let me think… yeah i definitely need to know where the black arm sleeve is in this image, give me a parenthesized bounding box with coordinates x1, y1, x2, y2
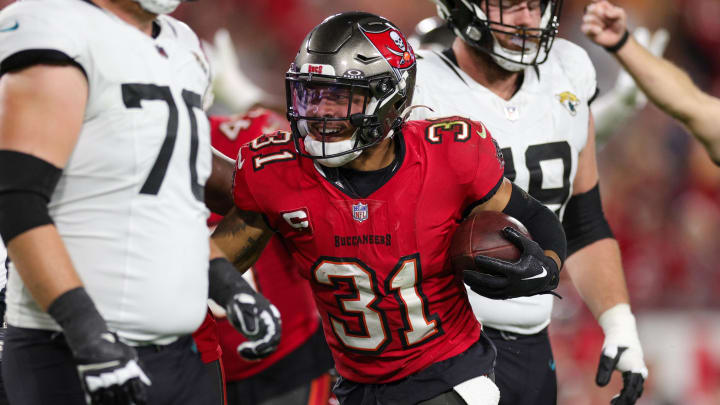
(0, 150, 62, 243)
(0, 49, 86, 78)
(561, 183, 614, 256)
(502, 183, 567, 265)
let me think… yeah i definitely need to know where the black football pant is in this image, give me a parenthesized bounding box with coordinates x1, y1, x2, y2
(204, 359, 226, 405)
(2, 326, 219, 405)
(333, 334, 496, 405)
(484, 326, 557, 405)
(0, 325, 9, 405)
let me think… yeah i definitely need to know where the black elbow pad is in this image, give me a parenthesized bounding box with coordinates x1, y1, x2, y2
(562, 183, 614, 256)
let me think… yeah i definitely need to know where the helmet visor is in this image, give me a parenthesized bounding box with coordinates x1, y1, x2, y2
(290, 80, 370, 141)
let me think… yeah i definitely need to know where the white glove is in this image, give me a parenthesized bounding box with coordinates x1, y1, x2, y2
(593, 27, 670, 144)
(596, 304, 648, 405)
(201, 29, 265, 112)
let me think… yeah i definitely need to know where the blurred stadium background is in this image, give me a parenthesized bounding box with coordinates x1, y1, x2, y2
(3, 0, 718, 403)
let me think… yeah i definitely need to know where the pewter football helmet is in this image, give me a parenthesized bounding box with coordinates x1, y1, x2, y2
(286, 12, 416, 166)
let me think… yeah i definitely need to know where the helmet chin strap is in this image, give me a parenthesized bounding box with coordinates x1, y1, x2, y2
(385, 104, 433, 140)
(490, 38, 533, 72)
(490, 5, 552, 72)
(304, 134, 362, 168)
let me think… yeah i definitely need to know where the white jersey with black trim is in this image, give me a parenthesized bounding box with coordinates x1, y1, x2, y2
(411, 39, 596, 334)
(0, 0, 212, 344)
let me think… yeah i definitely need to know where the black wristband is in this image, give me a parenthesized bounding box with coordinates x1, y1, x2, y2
(208, 258, 255, 306)
(605, 30, 630, 53)
(47, 287, 108, 353)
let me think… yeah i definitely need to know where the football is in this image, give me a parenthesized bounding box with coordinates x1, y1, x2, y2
(449, 211, 532, 272)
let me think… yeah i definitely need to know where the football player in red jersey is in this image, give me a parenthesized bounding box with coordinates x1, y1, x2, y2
(211, 12, 567, 405)
(206, 110, 335, 405)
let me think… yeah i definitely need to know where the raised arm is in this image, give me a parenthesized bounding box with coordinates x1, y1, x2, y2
(583, 0, 720, 163)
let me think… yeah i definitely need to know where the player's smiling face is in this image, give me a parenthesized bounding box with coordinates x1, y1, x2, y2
(485, 0, 543, 51)
(301, 84, 369, 142)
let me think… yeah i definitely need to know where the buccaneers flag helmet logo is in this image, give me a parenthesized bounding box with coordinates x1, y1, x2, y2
(361, 27, 416, 69)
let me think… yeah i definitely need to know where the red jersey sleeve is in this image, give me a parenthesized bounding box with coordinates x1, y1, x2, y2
(210, 108, 290, 159)
(211, 109, 290, 224)
(232, 145, 263, 213)
(464, 119, 505, 205)
(419, 116, 505, 209)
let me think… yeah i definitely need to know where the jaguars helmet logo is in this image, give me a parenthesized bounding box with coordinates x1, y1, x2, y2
(556, 91, 580, 116)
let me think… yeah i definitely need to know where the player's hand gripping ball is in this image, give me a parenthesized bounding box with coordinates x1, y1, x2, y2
(451, 211, 559, 299)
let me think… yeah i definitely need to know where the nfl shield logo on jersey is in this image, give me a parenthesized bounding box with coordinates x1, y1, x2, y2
(352, 202, 369, 223)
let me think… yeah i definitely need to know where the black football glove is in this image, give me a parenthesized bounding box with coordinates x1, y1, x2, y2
(209, 258, 282, 361)
(74, 332, 151, 405)
(227, 290, 282, 361)
(464, 227, 560, 299)
(48, 288, 150, 405)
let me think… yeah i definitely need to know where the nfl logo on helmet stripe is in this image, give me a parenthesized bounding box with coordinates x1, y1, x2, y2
(352, 202, 368, 223)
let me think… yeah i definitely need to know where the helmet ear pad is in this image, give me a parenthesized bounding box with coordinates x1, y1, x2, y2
(356, 78, 400, 144)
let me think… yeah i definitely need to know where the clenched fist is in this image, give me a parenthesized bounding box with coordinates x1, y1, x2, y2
(581, 0, 628, 48)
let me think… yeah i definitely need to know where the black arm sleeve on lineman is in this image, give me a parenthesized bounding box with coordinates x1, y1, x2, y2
(561, 183, 614, 257)
(502, 183, 567, 265)
(0, 150, 62, 243)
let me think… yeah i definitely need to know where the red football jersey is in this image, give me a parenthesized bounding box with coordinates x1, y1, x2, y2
(193, 310, 223, 363)
(208, 108, 289, 226)
(207, 111, 322, 380)
(232, 117, 505, 383)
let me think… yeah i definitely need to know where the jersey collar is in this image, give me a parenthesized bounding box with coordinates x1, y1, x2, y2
(314, 131, 406, 199)
(437, 48, 541, 105)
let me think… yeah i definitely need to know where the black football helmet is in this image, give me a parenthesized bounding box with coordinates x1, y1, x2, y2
(432, 0, 563, 71)
(286, 12, 417, 167)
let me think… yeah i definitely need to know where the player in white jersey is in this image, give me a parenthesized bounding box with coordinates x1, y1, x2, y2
(411, 1, 647, 404)
(0, 0, 281, 404)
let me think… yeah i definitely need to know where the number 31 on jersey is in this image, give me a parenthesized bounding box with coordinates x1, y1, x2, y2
(313, 254, 443, 353)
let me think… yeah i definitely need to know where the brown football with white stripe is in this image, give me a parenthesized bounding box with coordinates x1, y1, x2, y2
(449, 211, 532, 273)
